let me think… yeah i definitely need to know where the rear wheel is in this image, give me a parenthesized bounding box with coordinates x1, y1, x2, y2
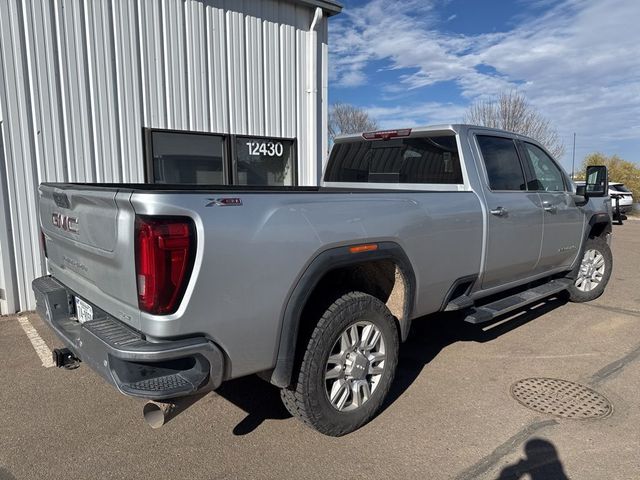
(567, 237, 612, 302)
(281, 292, 399, 436)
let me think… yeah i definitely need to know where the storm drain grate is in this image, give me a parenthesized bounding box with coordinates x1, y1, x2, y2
(510, 378, 612, 419)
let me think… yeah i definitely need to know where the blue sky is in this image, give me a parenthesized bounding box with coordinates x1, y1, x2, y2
(328, 0, 640, 171)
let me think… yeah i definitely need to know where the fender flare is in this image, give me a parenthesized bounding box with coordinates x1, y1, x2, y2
(588, 212, 612, 232)
(270, 242, 416, 388)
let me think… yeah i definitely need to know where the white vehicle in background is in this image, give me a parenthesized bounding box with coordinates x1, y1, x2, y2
(609, 183, 634, 218)
(576, 181, 633, 223)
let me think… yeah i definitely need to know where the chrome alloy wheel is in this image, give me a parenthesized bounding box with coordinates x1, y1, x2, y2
(575, 249, 606, 292)
(324, 321, 386, 412)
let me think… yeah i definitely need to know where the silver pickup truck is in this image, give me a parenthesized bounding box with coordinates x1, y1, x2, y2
(33, 125, 613, 436)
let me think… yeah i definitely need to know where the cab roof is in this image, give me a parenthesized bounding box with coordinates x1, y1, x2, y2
(333, 124, 543, 144)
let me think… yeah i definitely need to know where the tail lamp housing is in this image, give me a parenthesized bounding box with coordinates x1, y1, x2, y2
(135, 216, 196, 315)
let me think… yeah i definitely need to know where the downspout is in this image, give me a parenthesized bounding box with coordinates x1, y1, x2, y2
(307, 7, 323, 186)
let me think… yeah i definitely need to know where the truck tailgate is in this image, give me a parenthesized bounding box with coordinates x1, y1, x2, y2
(39, 185, 141, 329)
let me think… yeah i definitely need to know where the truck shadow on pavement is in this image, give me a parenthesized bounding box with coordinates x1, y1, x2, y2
(215, 375, 292, 435)
(383, 294, 569, 412)
(214, 294, 569, 436)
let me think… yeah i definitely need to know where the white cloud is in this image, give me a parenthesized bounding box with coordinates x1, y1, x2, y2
(366, 102, 469, 129)
(330, 0, 640, 164)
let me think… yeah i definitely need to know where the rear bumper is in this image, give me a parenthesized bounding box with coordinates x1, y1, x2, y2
(32, 275, 225, 400)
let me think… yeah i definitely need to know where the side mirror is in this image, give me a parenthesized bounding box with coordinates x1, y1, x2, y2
(573, 184, 588, 206)
(585, 165, 608, 197)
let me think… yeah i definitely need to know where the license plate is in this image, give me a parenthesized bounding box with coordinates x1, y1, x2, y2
(75, 297, 93, 324)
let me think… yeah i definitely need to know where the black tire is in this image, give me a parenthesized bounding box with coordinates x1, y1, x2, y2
(567, 236, 613, 303)
(281, 291, 399, 436)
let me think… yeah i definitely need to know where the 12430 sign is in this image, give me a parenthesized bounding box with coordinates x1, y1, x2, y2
(246, 141, 284, 157)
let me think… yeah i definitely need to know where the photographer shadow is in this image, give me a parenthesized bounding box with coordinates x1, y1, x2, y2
(497, 438, 568, 480)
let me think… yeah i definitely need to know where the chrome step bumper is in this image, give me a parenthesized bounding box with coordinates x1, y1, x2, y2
(32, 275, 224, 400)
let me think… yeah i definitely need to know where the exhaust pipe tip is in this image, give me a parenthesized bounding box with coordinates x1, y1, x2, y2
(142, 394, 206, 429)
(143, 401, 176, 429)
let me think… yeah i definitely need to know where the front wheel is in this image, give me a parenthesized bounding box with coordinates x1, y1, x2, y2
(281, 292, 399, 436)
(567, 236, 613, 302)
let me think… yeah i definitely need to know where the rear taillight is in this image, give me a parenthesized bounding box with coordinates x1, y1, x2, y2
(135, 216, 195, 315)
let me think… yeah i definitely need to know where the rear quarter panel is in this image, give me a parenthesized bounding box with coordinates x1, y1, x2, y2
(131, 190, 483, 378)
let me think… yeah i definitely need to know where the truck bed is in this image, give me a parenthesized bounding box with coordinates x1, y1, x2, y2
(38, 181, 484, 378)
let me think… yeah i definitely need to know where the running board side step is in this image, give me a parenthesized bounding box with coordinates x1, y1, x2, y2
(464, 278, 572, 324)
(444, 295, 474, 312)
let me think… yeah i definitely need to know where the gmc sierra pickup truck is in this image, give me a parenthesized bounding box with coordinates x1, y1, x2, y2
(33, 125, 613, 436)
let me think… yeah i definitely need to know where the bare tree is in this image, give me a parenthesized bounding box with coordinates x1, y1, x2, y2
(464, 91, 565, 159)
(329, 103, 378, 143)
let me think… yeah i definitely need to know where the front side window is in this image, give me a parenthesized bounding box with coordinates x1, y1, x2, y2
(325, 135, 463, 185)
(150, 131, 225, 185)
(523, 142, 566, 192)
(477, 136, 526, 191)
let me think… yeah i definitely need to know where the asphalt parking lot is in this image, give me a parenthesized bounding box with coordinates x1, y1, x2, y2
(1, 220, 639, 480)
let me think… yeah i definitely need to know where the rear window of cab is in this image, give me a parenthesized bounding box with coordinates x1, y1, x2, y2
(324, 135, 463, 185)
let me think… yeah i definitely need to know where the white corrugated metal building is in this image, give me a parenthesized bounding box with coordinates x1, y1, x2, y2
(0, 0, 342, 314)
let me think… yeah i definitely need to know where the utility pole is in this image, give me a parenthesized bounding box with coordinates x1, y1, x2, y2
(571, 133, 576, 180)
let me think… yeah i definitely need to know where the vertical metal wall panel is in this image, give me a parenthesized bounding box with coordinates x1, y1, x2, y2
(0, 116, 18, 314)
(113, 0, 145, 182)
(138, 0, 166, 129)
(186, 0, 207, 132)
(0, 0, 330, 313)
(244, 0, 265, 135)
(206, 4, 229, 133)
(279, 4, 297, 139)
(0, 0, 42, 313)
(86, 0, 121, 182)
(226, 6, 248, 135)
(163, 0, 188, 130)
(262, 0, 282, 138)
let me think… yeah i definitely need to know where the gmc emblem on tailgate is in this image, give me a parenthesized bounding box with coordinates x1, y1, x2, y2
(52, 212, 79, 234)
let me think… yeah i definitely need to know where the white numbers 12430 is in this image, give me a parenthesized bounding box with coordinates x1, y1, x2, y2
(246, 141, 284, 157)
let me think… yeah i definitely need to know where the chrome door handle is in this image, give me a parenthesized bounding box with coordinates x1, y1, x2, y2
(490, 207, 508, 217)
(543, 204, 557, 213)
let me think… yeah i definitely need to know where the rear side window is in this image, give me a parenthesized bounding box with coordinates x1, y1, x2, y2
(324, 135, 463, 185)
(477, 136, 526, 191)
(523, 142, 566, 192)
